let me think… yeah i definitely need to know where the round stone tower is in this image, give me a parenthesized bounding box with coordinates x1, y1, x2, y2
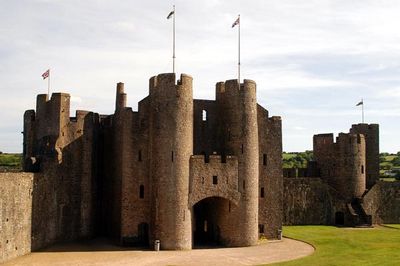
(216, 79, 259, 246)
(149, 73, 193, 250)
(335, 133, 366, 200)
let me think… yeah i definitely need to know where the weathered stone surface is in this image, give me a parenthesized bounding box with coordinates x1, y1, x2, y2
(363, 181, 400, 224)
(0, 173, 34, 264)
(17, 73, 283, 253)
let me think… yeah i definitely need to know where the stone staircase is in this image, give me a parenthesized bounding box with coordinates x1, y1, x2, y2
(350, 198, 372, 227)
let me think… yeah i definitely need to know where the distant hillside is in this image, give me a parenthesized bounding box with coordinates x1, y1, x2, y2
(283, 151, 400, 181)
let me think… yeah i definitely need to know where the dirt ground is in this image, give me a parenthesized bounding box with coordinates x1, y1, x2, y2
(3, 237, 314, 266)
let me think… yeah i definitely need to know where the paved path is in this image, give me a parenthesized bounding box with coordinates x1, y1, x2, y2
(4, 238, 314, 266)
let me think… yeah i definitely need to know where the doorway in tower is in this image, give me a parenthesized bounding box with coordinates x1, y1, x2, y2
(193, 197, 229, 247)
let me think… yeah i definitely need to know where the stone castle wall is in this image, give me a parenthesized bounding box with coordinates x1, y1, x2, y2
(363, 181, 400, 224)
(283, 178, 337, 225)
(258, 106, 283, 239)
(0, 173, 34, 264)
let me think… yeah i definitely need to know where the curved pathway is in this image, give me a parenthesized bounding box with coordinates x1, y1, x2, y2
(4, 238, 314, 266)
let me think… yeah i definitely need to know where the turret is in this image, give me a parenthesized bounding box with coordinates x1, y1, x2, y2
(350, 124, 379, 189)
(35, 93, 70, 139)
(115, 82, 127, 111)
(216, 79, 259, 246)
(149, 73, 193, 249)
(335, 133, 366, 200)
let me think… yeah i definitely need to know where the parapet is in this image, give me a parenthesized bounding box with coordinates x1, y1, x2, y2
(149, 73, 192, 96)
(190, 154, 237, 164)
(215, 78, 257, 101)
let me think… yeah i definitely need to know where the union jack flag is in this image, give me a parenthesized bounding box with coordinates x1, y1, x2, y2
(232, 16, 240, 28)
(42, 69, 50, 79)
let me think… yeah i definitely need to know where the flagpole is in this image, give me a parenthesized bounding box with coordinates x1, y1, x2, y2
(48, 68, 50, 96)
(238, 14, 240, 85)
(362, 98, 364, 123)
(173, 5, 176, 74)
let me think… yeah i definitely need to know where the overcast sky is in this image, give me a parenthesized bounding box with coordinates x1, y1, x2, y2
(0, 0, 399, 153)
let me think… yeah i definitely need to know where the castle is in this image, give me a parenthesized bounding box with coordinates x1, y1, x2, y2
(1, 73, 399, 264)
(21, 73, 283, 250)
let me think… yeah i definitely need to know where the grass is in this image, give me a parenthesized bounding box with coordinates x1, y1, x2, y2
(383, 155, 397, 162)
(0, 153, 22, 171)
(383, 224, 400, 230)
(267, 225, 400, 266)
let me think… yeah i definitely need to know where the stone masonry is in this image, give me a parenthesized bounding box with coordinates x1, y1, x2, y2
(21, 73, 283, 251)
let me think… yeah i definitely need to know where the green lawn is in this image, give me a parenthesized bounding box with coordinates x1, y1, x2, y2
(268, 225, 400, 266)
(384, 224, 400, 230)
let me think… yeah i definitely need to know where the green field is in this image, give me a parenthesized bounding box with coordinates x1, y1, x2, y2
(268, 225, 400, 266)
(0, 153, 22, 171)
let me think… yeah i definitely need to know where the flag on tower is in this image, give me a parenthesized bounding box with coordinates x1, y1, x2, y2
(167, 10, 174, 19)
(356, 100, 363, 106)
(232, 16, 240, 28)
(42, 69, 50, 79)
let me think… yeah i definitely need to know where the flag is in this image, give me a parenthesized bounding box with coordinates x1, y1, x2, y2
(42, 69, 50, 80)
(232, 16, 240, 28)
(356, 100, 363, 106)
(167, 10, 174, 19)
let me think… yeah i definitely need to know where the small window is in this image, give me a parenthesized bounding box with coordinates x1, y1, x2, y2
(202, 110, 207, 121)
(361, 165, 364, 174)
(138, 150, 142, 162)
(243, 180, 246, 190)
(228, 201, 231, 212)
(260, 187, 265, 198)
(139, 185, 144, 199)
(213, 175, 218, 185)
(259, 224, 265, 234)
(171, 151, 174, 162)
(201, 177, 205, 184)
(241, 144, 244, 154)
(263, 154, 267, 166)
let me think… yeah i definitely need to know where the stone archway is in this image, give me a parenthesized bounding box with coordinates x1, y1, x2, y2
(192, 197, 231, 247)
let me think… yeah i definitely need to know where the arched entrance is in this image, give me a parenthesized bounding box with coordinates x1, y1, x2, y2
(193, 197, 230, 247)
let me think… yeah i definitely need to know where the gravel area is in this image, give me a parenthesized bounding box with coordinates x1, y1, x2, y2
(3, 237, 314, 266)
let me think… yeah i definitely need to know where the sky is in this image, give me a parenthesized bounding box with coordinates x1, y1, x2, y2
(0, 0, 399, 153)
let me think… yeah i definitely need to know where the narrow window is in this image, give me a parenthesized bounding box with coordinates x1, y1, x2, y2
(139, 185, 144, 199)
(202, 110, 207, 121)
(243, 180, 246, 190)
(260, 187, 265, 198)
(138, 150, 142, 162)
(201, 177, 205, 184)
(263, 154, 267, 166)
(361, 165, 364, 174)
(259, 224, 265, 234)
(241, 144, 244, 154)
(213, 175, 218, 185)
(171, 151, 174, 162)
(229, 201, 231, 212)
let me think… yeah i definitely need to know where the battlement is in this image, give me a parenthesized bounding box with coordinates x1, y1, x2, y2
(190, 154, 237, 164)
(351, 123, 379, 131)
(149, 73, 193, 95)
(336, 132, 364, 146)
